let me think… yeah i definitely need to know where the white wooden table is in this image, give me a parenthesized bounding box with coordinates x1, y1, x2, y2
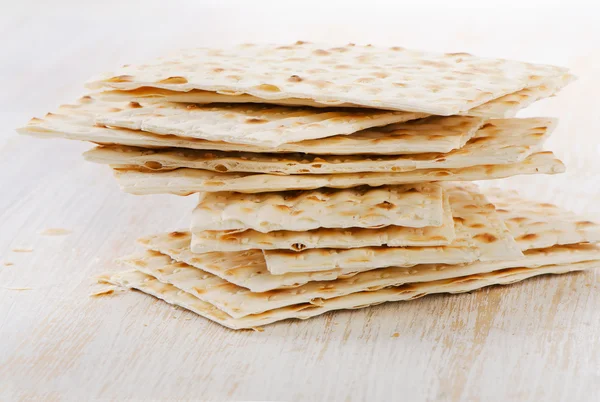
(2, 2, 599, 400)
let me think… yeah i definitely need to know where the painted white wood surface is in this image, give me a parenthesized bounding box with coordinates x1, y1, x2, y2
(1, 1, 599, 401)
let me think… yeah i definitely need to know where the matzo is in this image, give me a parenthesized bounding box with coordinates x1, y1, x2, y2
(191, 184, 445, 233)
(112, 152, 565, 195)
(18, 97, 483, 155)
(84, 117, 554, 175)
(94, 101, 425, 147)
(95, 72, 575, 119)
(119, 243, 600, 318)
(86, 42, 568, 115)
(190, 191, 454, 252)
(466, 73, 576, 118)
(486, 189, 600, 249)
(263, 183, 522, 274)
(103, 260, 598, 330)
(138, 192, 600, 293)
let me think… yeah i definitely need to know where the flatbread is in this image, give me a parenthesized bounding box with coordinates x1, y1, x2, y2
(263, 183, 522, 274)
(94, 101, 425, 147)
(18, 97, 484, 155)
(86, 42, 568, 115)
(112, 151, 565, 195)
(465, 73, 575, 118)
(102, 260, 598, 329)
(191, 184, 445, 233)
(486, 188, 600, 249)
(84, 117, 554, 175)
(119, 243, 600, 318)
(139, 193, 600, 292)
(95, 73, 575, 118)
(190, 191, 454, 252)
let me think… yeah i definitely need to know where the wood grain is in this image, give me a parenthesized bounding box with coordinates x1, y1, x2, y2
(1, 1, 600, 401)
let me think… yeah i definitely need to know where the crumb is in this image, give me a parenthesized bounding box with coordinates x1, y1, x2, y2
(144, 324, 148, 326)
(185, 317, 192, 321)
(11, 248, 33, 253)
(391, 332, 400, 338)
(39, 228, 72, 236)
(3, 262, 14, 266)
(90, 288, 115, 297)
(173, 316, 179, 319)
(96, 273, 114, 283)
(2, 287, 33, 291)
(252, 326, 265, 332)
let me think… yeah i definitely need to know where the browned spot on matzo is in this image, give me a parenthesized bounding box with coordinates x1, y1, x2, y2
(158, 77, 189, 84)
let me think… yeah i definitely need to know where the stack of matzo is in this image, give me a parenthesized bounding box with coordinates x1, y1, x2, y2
(18, 42, 600, 330)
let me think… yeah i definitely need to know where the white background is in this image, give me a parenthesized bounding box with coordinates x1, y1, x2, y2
(1, 1, 600, 401)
